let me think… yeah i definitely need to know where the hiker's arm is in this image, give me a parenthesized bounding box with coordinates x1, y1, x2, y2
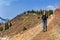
(46, 14, 48, 18)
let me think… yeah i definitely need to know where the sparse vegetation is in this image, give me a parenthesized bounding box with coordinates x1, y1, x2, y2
(5, 23, 9, 30)
(0, 27, 3, 31)
(18, 17, 24, 21)
(26, 10, 53, 16)
(48, 10, 53, 16)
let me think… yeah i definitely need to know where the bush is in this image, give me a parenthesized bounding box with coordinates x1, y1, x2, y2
(18, 18, 24, 21)
(0, 27, 3, 31)
(27, 10, 36, 13)
(5, 23, 9, 30)
(35, 10, 43, 16)
(10, 23, 12, 27)
(48, 10, 53, 16)
(38, 17, 40, 19)
(22, 26, 27, 31)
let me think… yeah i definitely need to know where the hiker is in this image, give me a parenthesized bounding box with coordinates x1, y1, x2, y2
(42, 11, 48, 32)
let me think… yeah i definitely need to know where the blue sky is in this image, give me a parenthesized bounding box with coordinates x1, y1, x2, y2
(0, 0, 60, 19)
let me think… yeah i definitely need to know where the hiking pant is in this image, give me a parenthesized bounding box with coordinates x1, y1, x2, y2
(42, 20, 47, 32)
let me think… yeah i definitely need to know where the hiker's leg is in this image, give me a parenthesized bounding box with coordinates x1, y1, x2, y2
(42, 21, 45, 32)
(46, 20, 47, 31)
(45, 20, 47, 31)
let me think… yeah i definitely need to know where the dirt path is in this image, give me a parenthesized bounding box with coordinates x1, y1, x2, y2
(8, 14, 54, 40)
(32, 11, 60, 40)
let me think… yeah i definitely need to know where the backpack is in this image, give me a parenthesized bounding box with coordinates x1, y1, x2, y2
(42, 15, 47, 20)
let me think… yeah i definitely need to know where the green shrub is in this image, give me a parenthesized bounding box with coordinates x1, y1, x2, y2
(22, 26, 27, 31)
(5, 23, 9, 30)
(18, 18, 24, 21)
(0, 27, 3, 31)
(35, 10, 43, 15)
(10, 23, 12, 27)
(48, 10, 53, 16)
(38, 17, 40, 19)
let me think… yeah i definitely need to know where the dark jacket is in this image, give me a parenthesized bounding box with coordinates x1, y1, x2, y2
(42, 14, 48, 20)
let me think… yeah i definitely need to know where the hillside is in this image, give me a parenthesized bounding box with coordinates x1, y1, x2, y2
(7, 7, 60, 40)
(0, 10, 53, 40)
(0, 12, 42, 37)
(9, 13, 54, 40)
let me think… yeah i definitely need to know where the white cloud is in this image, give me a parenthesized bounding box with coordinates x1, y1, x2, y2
(47, 5, 56, 10)
(0, 0, 19, 6)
